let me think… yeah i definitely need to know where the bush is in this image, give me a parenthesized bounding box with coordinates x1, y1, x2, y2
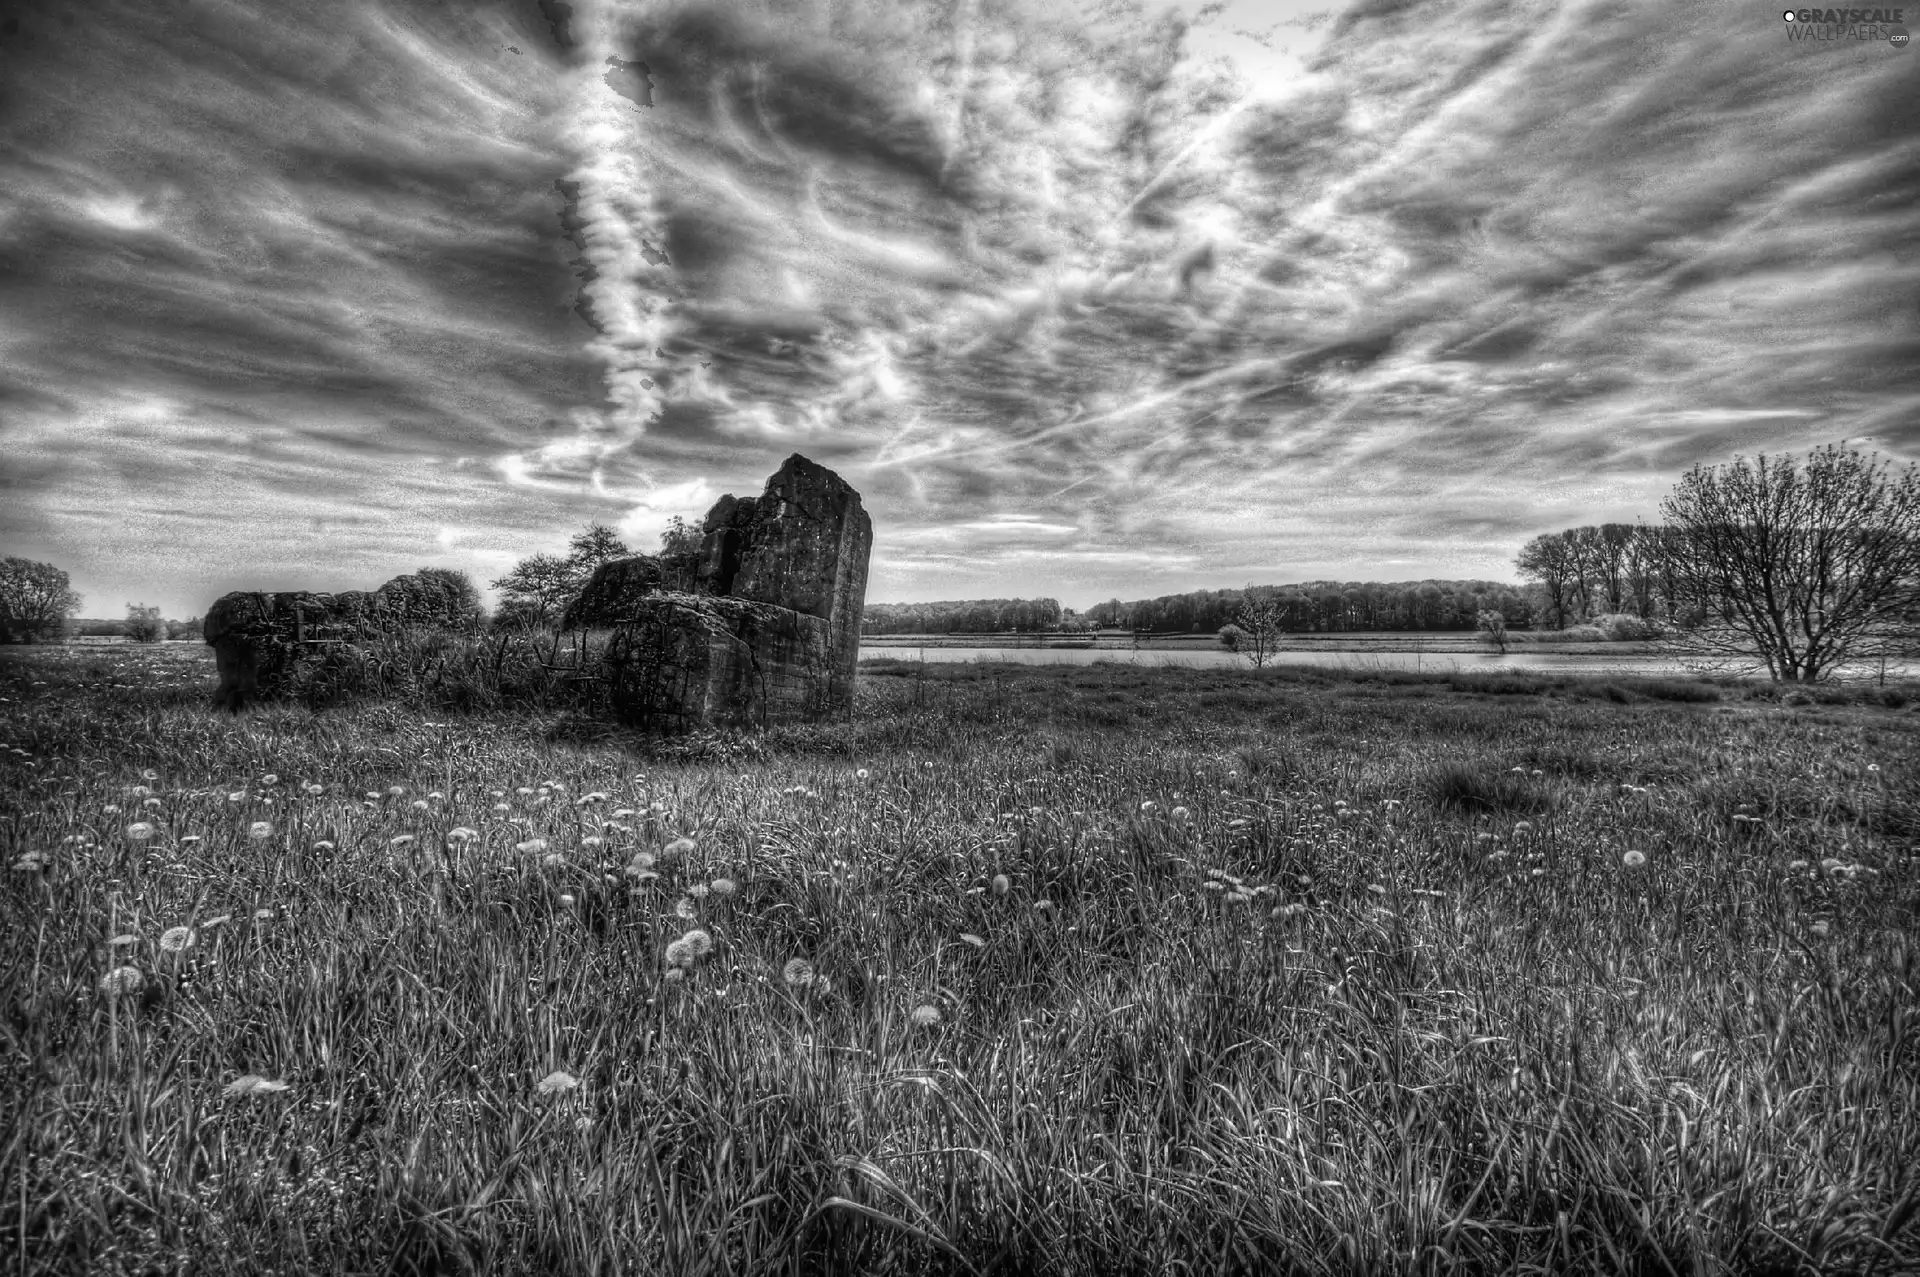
(1634, 679, 1720, 703)
(1592, 613, 1662, 641)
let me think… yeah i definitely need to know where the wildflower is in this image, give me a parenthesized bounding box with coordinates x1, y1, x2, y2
(515, 838, 548, 854)
(125, 822, 155, 841)
(1809, 920, 1831, 938)
(1034, 899, 1054, 914)
(1622, 850, 1647, 869)
(203, 914, 232, 929)
(576, 791, 609, 806)
(390, 835, 414, 848)
(410, 800, 430, 813)
(1513, 821, 1533, 834)
(687, 883, 710, 900)
(253, 909, 273, 921)
(674, 897, 696, 920)
(910, 1004, 942, 1028)
(248, 821, 272, 840)
(1530, 769, 1543, 778)
(681, 929, 713, 958)
(991, 874, 1010, 896)
(1140, 801, 1157, 814)
(311, 840, 334, 852)
(856, 768, 870, 781)
(1367, 883, 1387, 895)
(536, 1070, 579, 1095)
(427, 791, 444, 801)
(448, 827, 479, 844)
(612, 808, 636, 819)
(224, 1074, 291, 1096)
(130, 785, 153, 799)
(109, 933, 139, 947)
(1821, 858, 1847, 875)
(388, 786, 407, 799)
(708, 878, 736, 897)
(783, 957, 816, 987)
(1868, 764, 1881, 774)
(1272, 903, 1308, 920)
(1788, 860, 1808, 871)
(660, 837, 696, 861)
(663, 968, 686, 983)
(159, 926, 195, 953)
(141, 769, 158, 781)
(142, 797, 162, 810)
(260, 773, 279, 786)
(559, 893, 576, 907)
(812, 973, 834, 996)
(304, 783, 323, 796)
(99, 966, 144, 997)
(960, 933, 986, 948)
(103, 804, 120, 815)
(228, 791, 248, 803)
(543, 853, 566, 869)
(1171, 806, 1189, 821)
(491, 803, 511, 815)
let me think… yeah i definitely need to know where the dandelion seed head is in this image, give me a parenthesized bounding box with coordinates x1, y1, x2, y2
(1622, 850, 1647, 868)
(537, 1070, 578, 1095)
(960, 933, 986, 948)
(159, 926, 195, 953)
(311, 840, 334, 852)
(991, 874, 1010, 896)
(99, 966, 144, 997)
(856, 768, 870, 780)
(674, 897, 697, 920)
(125, 822, 155, 841)
(660, 837, 696, 861)
(681, 929, 713, 958)
(708, 878, 736, 897)
(224, 1074, 291, 1097)
(783, 957, 816, 987)
(559, 893, 576, 907)
(389, 834, 414, 848)
(663, 967, 686, 983)
(140, 769, 158, 781)
(248, 821, 272, 840)
(910, 1004, 942, 1028)
(687, 883, 710, 899)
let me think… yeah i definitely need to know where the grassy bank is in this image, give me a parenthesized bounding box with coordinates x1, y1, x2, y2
(3, 644, 1918, 1275)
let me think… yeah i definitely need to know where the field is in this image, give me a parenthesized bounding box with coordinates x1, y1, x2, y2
(3, 641, 1918, 1275)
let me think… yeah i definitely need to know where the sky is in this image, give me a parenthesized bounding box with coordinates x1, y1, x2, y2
(1, 0, 1915, 619)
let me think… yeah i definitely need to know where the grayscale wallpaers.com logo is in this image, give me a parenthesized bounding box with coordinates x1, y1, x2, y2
(1782, 7, 1910, 46)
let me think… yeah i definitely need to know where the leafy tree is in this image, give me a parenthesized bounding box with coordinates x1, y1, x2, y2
(568, 524, 632, 573)
(1515, 534, 1576, 630)
(490, 553, 583, 660)
(1217, 623, 1244, 652)
(0, 556, 83, 643)
(125, 602, 165, 644)
(658, 516, 703, 592)
(1659, 445, 1920, 682)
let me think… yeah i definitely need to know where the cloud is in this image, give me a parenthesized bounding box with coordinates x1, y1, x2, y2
(2, 0, 1915, 617)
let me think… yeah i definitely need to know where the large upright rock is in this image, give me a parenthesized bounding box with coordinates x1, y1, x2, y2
(567, 453, 872, 730)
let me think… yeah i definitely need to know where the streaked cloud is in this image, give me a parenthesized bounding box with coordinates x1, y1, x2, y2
(1, 0, 1913, 617)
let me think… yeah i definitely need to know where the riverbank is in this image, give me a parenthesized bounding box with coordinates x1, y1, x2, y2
(861, 630, 1676, 657)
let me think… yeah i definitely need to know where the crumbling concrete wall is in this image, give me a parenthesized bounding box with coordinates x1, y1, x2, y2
(566, 453, 872, 730)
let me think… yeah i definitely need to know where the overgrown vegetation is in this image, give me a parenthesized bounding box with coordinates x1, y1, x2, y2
(3, 644, 1917, 1274)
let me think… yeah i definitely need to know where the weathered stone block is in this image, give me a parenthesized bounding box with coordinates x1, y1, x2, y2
(566, 453, 872, 730)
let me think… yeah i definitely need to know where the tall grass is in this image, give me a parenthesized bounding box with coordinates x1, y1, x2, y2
(2, 645, 1917, 1274)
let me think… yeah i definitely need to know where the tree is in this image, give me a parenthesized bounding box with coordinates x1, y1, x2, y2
(1218, 623, 1245, 651)
(659, 516, 702, 592)
(1234, 590, 1284, 667)
(1476, 609, 1508, 655)
(490, 553, 584, 661)
(0, 556, 83, 643)
(568, 524, 632, 574)
(1515, 533, 1576, 630)
(1659, 445, 1920, 683)
(126, 602, 165, 644)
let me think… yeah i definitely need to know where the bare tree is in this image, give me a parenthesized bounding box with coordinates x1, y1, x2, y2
(0, 556, 83, 643)
(1476, 609, 1509, 654)
(1659, 445, 1920, 682)
(1235, 590, 1284, 667)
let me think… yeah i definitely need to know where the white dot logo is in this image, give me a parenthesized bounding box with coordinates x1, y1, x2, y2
(1783, 9, 1796, 18)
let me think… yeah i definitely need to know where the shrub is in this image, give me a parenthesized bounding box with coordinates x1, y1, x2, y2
(1592, 613, 1661, 641)
(1634, 679, 1720, 703)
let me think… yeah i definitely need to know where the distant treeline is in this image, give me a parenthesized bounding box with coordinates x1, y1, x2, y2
(63, 617, 204, 641)
(861, 598, 1069, 635)
(1083, 581, 1539, 634)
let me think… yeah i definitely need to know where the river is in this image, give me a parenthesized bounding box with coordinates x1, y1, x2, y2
(858, 644, 1920, 682)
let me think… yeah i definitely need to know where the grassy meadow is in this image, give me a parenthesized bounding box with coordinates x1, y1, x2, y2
(2, 639, 1918, 1275)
